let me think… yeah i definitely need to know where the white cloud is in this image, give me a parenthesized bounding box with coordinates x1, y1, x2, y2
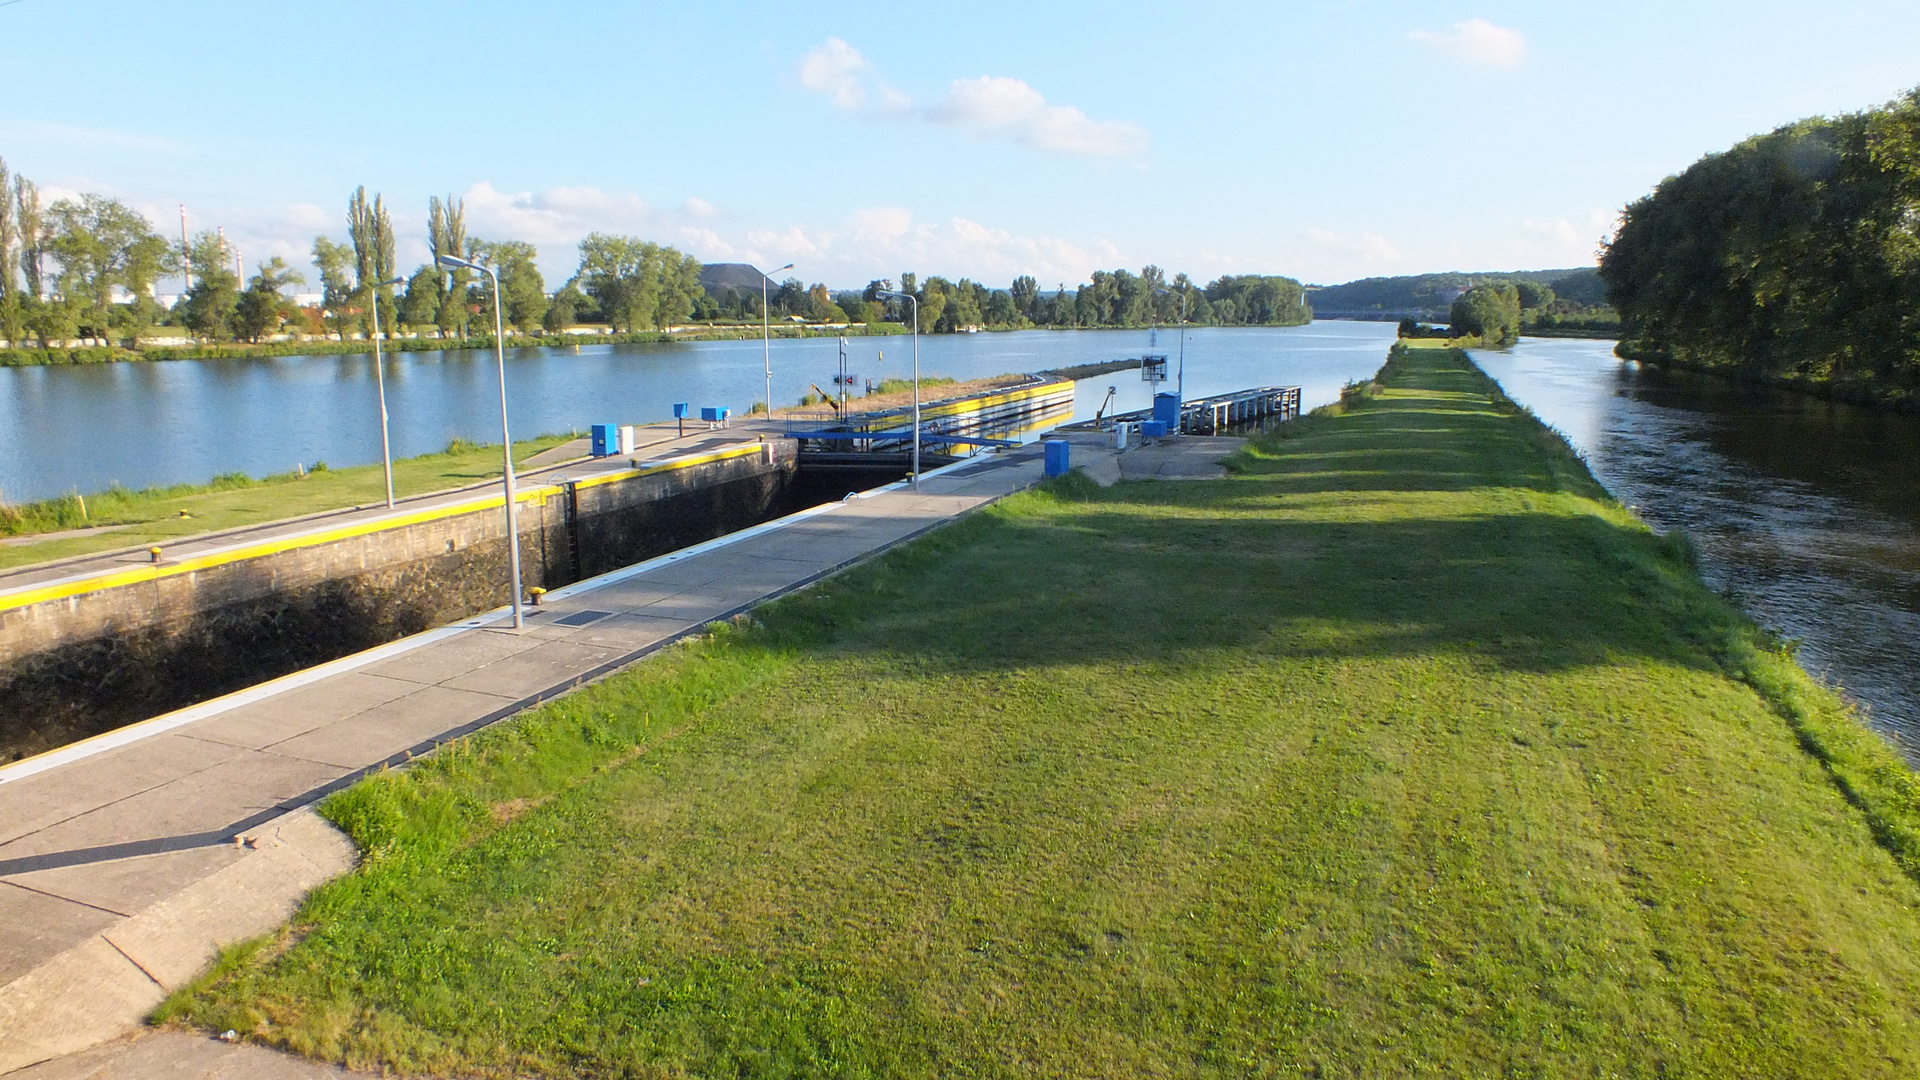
(797, 37, 871, 108)
(1305, 227, 1404, 268)
(1408, 18, 1528, 70)
(739, 208, 1126, 285)
(794, 39, 1146, 158)
(0, 120, 182, 155)
(925, 77, 1148, 158)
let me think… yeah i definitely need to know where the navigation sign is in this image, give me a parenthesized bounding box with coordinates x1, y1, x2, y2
(1141, 354, 1169, 384)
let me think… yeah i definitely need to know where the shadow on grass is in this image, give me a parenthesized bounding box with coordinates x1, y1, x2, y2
(760, 490, 1719, 682)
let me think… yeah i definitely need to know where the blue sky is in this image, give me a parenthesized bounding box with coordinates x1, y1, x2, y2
(1, 0, 1916, 290)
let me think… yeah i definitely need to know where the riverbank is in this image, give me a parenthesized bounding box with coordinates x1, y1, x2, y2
(0, 322, 914, 368)
(0, 435, 579, 570)
(1618, 339, 1920, 415)
(156, 345, 1920, 1075)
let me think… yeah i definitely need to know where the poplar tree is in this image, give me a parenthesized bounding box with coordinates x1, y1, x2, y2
(0, 158, 16, 345)
(16, 176, 43, 300)
(346, 187, 396, 337)
(429, 194, 469, 338)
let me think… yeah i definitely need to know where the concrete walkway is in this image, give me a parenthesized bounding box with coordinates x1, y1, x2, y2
(0, 447, 1045, 1075)
(1053, 430, 1246, 487)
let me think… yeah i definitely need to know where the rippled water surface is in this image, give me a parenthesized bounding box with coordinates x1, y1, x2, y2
(0, 322, 1396, 503)
(1475, 338, 1920, 760)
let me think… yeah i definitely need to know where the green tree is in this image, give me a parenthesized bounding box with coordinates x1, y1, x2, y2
(0, 158, 18, 345)
(1450, 282, 1522, 346)
(26, 293, 78, 347)
(234, 256, 305, 342)
(543, 283, 587, 332)
(347, 187, 396, 336)
(178, 231, 240, 339)
(1516, 281, 1556, 312)
(474, 240, 547, 333)
(399, 265, 440, 331)
(16, 176, 43, 300)
(311, 236, 355, 339)
(429, 194, 470, 338)
(1009, 275, 1038, 318)
(43, 194, 168, 339)
(574, 234, 702, 331)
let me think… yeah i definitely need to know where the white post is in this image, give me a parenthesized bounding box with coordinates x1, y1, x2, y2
(369, 278, 395, 508)
(488, 264, 524, 630)
(762, 273, 771, 416)
(910, 295, 921, 489)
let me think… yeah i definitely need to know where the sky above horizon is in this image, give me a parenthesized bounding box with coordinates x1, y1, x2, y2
(1, 0, 1916, 293)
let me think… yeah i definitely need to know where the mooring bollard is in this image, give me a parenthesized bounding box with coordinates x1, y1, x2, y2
(529, 587, 547, 606)
(149, 547, 162, 564)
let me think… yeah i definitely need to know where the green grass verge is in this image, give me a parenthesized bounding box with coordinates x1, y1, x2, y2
(156, 346, 1920, 1077)
(0, 435, 578, 570)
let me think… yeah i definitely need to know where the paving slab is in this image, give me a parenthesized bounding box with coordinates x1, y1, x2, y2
(0, 885, 121, 985)
(8, 846, 247, 922)
(8, 1031, 358, 1080)
(262, 686, 517, 769)
(0, 447, 1044, 1076)
(0, 737, 245, 850)
(183, 674, 420, 752)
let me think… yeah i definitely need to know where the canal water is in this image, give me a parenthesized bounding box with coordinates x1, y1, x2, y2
(1474, 338, 1920, 762)
(0, 322, 1396, 504)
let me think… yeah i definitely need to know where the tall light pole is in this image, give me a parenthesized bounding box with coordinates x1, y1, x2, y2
(364, 274, 407, 508)
(760, 262, 793, 416)
(437, 252, 525, 630)
(1153, 284, 1192, 404)
(874, 290, 921, 488)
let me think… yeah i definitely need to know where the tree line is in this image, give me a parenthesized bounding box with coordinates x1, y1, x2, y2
(0, 159, 1310, 350)
(1600, 87, 1920, 404)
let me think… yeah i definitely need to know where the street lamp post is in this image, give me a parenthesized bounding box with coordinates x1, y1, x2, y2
(1153, 284, 1192, 411)
(364, 274, 407, 509)
(874, 290, 922, 488)
(436, 252, 525, 630)
(760, 262, 793, 416)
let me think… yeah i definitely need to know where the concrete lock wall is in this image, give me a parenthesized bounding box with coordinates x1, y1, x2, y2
(0, 441, 799, 761)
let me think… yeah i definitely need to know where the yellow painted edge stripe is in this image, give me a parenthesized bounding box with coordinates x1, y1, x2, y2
(0, 442, 769, 614)
(918, 382, 1071, 421)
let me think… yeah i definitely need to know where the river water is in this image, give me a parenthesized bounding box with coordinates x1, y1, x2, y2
(1474, 338, 1920, 761)
(0, 322, 1396, 504)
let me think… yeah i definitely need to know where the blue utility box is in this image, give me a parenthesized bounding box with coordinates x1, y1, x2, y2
(700, 406, 723, 422)
(1141, 420, 1168, 438)
(672, 403, 689, 419)
(590, 423, 618, 456)
(1043, 438, 1070, 477)
(1152, 392, 1182, 431)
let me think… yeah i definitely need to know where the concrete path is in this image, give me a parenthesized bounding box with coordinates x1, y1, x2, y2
(0, 447, 1044, 1075)
(1052, 430, 1246, 487)
(10, 1030, 355, 1078)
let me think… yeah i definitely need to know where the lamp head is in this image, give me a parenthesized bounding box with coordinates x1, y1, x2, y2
(435, 253, 480, 273)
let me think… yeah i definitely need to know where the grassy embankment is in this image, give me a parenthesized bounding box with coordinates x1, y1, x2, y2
(0, 435, 577, 571)
(159, 345, 1920, 1076)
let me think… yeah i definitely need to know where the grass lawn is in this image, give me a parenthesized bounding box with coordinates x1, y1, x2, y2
(0, 435, 578, 571)
(160, 347, 1920, 1077)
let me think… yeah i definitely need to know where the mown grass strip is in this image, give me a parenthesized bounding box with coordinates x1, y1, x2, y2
(158, 345, 1920, 1078)
(0, 434, 577, 570)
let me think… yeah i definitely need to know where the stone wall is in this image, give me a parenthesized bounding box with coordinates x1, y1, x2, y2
(0, 442, 798, 761)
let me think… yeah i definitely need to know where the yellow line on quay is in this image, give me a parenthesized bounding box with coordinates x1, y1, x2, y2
(0, 442, 768, 615)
